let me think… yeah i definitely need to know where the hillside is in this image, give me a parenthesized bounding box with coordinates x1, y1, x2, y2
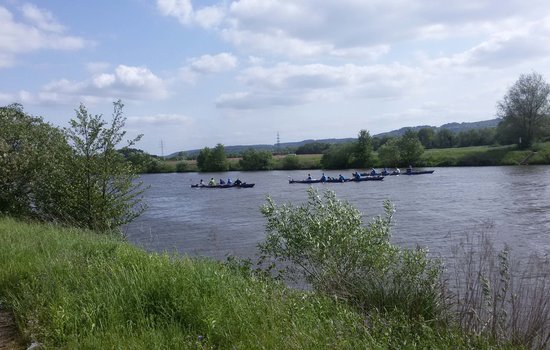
(169, 118, 500, 158)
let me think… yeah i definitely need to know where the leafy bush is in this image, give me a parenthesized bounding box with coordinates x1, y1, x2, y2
(259, 188, 444, 320)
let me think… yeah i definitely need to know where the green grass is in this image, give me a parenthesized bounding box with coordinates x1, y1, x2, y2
(0, 218, 513, 349)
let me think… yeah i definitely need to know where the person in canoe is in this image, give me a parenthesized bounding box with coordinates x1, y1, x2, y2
(307, 173, 312, 180)
(199, 179, 205, 186)
(234, 178, 242, 186)
(338, 174, 346, 182)
(395, 167, 401, 175)
(407, 165, 413, 174)
(320, 173, 327, 182)
(370, 168, 377, 176)
(227, 178, 232, 185)
(352, 171, 361, 180)
(219, 179, 226, 185)
(208, 178, 216, 186)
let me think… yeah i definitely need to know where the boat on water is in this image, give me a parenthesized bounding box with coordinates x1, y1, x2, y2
(191, 183, 255, 188)
(360, 169, 435, 176)
(349, 175, 384, 182)
(404, 170, 435, 175)
(289, 178, 348, 184)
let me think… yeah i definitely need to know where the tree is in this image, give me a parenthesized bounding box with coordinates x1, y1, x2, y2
(377, 137, 400, 167)
(197, 144, 228, 172)
(417, 128, 435, 149)
(239, 148, 273, 170)
(259, 188, 443, 319)
(281, 154, 300, 170)
(435, 128, 455, 148)
(397, 129, 424, 166)
(352, 129, 373, 168)
(295, 142, 329, 154)
(64, 100, 147, 232)
(0, 104, 72, 219)
(321, 143, 354, 169)
(497, 72, 550, 148)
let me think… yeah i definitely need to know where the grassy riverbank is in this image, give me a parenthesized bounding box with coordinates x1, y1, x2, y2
(0, 218, 511, 349)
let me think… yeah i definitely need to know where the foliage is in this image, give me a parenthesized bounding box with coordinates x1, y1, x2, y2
(196, 144, 228, 172)
(320, 143, 354, 169)
(377, 137, 401, 167)
(496, 72, 550, 148)
(239, 148, 273, 171)
(448, 231, 550, 349)
(418, 128, 436, 148)
(175, 161, 187, 172)
(281, 154, 301, 170)
(435, 129, 456, 148)
(0, 218, 376, 349)
(295, 142, 330, 155)
(398, 129, 425, 165)
(351, 129, 373, 168)
(0, 104, 72, 220)
(63, 100, 147, 232)
(259, 189, 444, 321)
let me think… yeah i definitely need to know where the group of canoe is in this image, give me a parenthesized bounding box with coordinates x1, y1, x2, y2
(192, 167, 434, 188)
(289, 167, 434, 184)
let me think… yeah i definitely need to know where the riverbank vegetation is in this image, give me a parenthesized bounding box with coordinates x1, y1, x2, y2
(2, 189, 549, 349)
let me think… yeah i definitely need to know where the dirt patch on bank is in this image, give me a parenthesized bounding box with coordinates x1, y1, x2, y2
(0, 307, 23, 350)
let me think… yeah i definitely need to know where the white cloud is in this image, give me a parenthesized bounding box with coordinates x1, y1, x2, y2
(21, 3, 65, 33)
(217, 62, 422, 109)
(156, 0, 225, 28)
(18, 65, 169, 105)
(0, 5, 88, 68)
(188, 53, 237, 73)
(127, 114, 193, 127)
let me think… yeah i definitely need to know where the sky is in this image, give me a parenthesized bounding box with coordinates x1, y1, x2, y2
(1, 0, 550, 156)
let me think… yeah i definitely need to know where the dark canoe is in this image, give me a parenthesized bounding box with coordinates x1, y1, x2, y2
(289, 179, 321, 184)
(349, 175, 385, 182)
(404, 170, 435, 175)
(191, 183, 255, 188)
(289, 178, 349, 184)
(360, 172, 400, 176)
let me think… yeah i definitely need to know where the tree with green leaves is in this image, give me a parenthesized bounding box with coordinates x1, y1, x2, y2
(497, 72, 550, 148)
(417, 128, 435, 149)
(259, 188, 443, 319)
(321, 143, 354, 169)
(352, 129, 373, 168)
(397, 129, 424, 166)
(197, 143, 228, 172)
(377, 137, 400, 167)
(0, 104, 72, 220)
(239, 148, 273, 170)
(64, 100, 147, 232)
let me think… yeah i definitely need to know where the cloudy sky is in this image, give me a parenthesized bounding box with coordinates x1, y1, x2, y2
(2, 0, 550, 155)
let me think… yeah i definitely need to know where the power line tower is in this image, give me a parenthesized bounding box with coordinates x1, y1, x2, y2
(276, 131, 281, 154)
(160, 139, 165, 160)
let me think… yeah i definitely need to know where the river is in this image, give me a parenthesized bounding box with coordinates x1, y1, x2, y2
(124, 166, 550, 261)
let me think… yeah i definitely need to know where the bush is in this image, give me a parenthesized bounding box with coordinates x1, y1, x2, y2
(259, 188, 444, 320)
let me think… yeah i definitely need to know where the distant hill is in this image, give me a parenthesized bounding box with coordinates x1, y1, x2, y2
(168, 118, 500, 158)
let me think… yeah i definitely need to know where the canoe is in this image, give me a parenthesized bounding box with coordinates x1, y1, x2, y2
(191, 183, 255, 188)
(289, 178, 349, 184)
(360, 172, 400, 176)
(349, 175, 384, 182)
(404, 170, 435, 175)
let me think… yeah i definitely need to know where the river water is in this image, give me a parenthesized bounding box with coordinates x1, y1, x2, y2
(124, 166, 550, 261)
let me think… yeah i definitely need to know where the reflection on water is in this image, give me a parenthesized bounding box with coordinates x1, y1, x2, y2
(124, 166, 550, 261)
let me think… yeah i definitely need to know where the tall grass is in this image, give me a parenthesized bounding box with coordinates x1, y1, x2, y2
(446, 231, 550, 349)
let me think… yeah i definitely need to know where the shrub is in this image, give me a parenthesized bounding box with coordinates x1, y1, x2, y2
(259, 188, 444, 320)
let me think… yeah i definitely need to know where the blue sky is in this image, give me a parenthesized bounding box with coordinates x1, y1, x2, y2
(2, 0, 550, 155)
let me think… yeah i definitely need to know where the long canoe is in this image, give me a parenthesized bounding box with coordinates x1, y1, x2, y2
(349, 175, 384, 182)
(360, 170, 435, 176)
(289, 178, 349, 184)
(191, 183, 255, 188)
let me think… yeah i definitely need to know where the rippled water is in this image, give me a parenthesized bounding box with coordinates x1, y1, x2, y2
(124, 166, 550, 261)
